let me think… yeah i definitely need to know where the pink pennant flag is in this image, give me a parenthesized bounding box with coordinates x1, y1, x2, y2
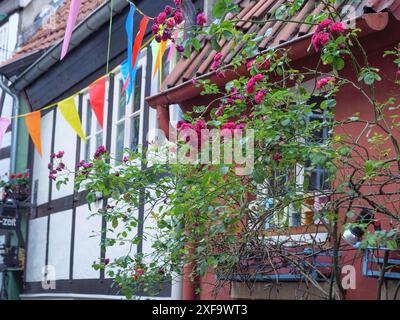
(0, 118, 11, 149)
(61, 0, 82, 60)
(167, 28, 179, 63)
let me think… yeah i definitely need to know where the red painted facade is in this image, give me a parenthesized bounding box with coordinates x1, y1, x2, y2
(152, 15, 400, 300)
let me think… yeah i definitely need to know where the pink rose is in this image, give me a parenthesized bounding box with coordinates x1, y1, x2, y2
(316, 19, 333, 33)
(272, 153, 282, 162)
(174, 10, 183, 24)
(157, 12, 166, 24)
(215, 106, 224, 117)
(221, 122, 236, 130)
(196, 12, 206, 27)
(246, 59, 255, 71)
(311, 32, 330, 52)
(246, 74, 264, 94)
(166, 18, 175, 29)
(56, 151, 64, 158)
(329, 22, 346, 33)
(194, 120, 206, 132)
(164, 5, 172, 15)
(316, 76, 336, 89)
(151, 23, 159, 34)
(254, 89, 267, 104)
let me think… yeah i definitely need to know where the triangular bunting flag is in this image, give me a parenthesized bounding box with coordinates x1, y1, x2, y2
(120, 59, 132, 99)
(89, 77, 106, 128)
(153, 40, 167, 79)
(167, 27, 180, 63)
(125, 4, 136, 101)
(122, 15, 149, 97)
(25, 111, 42, 157)
(61, 0, 82, 60)
(0, 118, 11, 150)
(58, 96, 87, 142)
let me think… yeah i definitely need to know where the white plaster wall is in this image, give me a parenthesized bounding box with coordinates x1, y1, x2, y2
(26, 217, 47, 282)
(6, 13, 19, 58)
(47, 210, 72, 280)
(1, 95, 13, 118)
(51, 104, 78, 200)
(32, 110, 53, 206)
(73, 202, 102, 279)
(0, 159, 10, 177)
(1, 131, 11, 148)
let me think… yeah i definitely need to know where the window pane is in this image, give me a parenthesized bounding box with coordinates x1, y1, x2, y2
(162, 53, 170, 81)
(96, 120, 102, 132)
(130, 116, 140, 151)
(118, 79, 126, 120)
(115, 122, 125, 162)
(84, 138, 91, 161)
(86, 104, 92, 136)
(95, 132, 103, 149)
(133, 68, 142, 113)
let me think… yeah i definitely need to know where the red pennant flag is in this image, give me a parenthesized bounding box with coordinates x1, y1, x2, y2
(122, 16, 149, 93)
(88, 77, 106, 128)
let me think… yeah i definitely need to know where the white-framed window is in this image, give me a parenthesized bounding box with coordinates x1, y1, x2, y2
(111, 51, 147, 164)
(149, 44, 182, 139)
(252, 98, 333, 230)
(81, 83, 108, 161)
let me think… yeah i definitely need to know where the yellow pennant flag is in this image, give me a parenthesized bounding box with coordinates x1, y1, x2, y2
(58, 96, 87, 143)
(25, 111, 42, 157)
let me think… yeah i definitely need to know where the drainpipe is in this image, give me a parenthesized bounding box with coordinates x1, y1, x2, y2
(0, 76, 19, 174)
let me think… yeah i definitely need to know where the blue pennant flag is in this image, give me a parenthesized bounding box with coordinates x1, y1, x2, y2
(125, 4, 135, 102)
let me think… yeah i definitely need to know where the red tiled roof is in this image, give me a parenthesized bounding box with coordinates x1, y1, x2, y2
(9, 0, 106, 62)
(162, 0, 400, 91)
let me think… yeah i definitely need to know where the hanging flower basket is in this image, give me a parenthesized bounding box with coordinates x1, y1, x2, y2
(0, 171, 31, 203)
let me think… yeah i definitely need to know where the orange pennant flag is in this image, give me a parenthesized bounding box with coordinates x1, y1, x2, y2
(25, 111, 42, 157)
(153, 40, 167, 79)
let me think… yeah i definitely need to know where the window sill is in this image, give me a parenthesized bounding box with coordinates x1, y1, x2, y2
(263, 224, 328, 237)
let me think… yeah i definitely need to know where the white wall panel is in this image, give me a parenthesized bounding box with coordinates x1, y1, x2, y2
(73, 202, 102, 279)
(47, 210, 72, 280)
(26, 217, 47, 282)
(51, 103, 78, 200)
(32, 111, 53, 205)
(0, 159, 10, 177)
(1, 131, 11, 148)
(1, 95, 13, 118)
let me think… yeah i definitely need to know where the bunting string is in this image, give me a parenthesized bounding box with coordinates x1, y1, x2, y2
(3, 0, 167, 158)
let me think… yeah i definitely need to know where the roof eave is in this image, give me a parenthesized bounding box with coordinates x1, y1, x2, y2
(145, 14, 392, 109)
(5, 0, 129, 93)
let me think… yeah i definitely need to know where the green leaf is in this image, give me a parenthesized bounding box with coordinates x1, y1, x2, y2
(211, 38, 221, 52)
(281, 118, 291, 126)
(56, 180, 63, 191)
(112, 218, 118, 229)
(386, 240, 398, 250)
(333, 57, 345, 71)
(212, 0, 227, 18)
(192, 38, 201, 52)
